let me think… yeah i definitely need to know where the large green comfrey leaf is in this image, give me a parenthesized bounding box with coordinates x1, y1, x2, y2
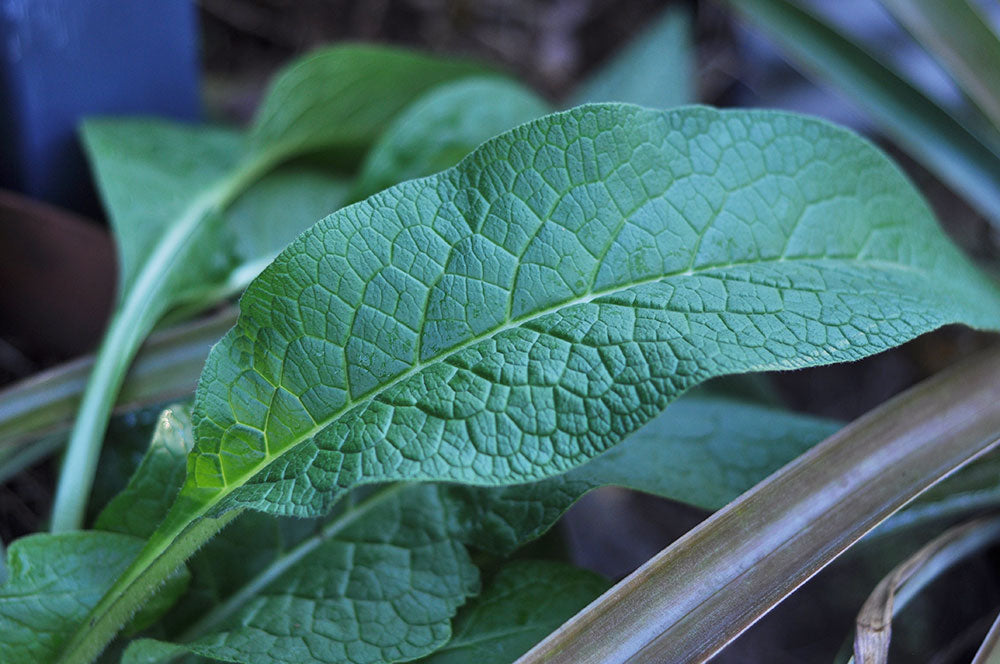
(186, 103, 1000, 522)
(119, 394, 835, 664)
(52, 44, 485, 532)
(59, 104, 1000, 664)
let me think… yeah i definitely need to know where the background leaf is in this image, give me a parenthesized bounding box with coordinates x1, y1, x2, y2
(0, 532, 155, 662)
(352, 77, 550, 200)
(415, 560, 609, 664)
(95, 406, 194, 538)
(248, 45, 488, 164)
(569, 6, 694, 108)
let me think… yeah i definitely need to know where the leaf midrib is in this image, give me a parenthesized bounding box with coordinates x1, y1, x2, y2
(206, 251, 931, 494)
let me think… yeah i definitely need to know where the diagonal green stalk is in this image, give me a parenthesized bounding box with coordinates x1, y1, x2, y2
(54, 503, 241, 664)
(518, 346, 1000, 664)
(50, 155, 277, 533)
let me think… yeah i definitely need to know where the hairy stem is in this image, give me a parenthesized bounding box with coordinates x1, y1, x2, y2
(54, 505, 241, 664)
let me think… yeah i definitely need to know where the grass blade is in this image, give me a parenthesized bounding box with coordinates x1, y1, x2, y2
(878, 0, 1000, 131)
(727, 0, 1000, 227)
(517, 347, 1000, 664)
(851, 516, 1000, 663)
(972, 609, 1000, 664)
(0, 308, 234, 454)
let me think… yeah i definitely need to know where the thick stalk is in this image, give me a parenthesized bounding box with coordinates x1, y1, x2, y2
(54, 501, 240, 664)
(50, 291, 165, 532)
(518, 346, 1000, 664)
(49, 155, 275, 532)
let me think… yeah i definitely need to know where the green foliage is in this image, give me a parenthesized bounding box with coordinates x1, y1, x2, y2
(353, 77, 551, 200)
(570, 6, 694, 108)
(53, 44, 487, 533)
(5, 18, 1000, 663)
(186, 104, 1000, 526)
(414, 561, 609, 664)
(115, 393, 835, 664)
(0, 532, 186, 663)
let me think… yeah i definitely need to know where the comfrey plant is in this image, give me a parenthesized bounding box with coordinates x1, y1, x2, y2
(3, 9, 1000, 664)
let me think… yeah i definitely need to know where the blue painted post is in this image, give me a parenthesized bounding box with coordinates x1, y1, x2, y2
(0, 0, 201, 212)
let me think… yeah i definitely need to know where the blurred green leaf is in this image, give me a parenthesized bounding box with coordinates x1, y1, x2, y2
(95, 407, 194, 539)
(728, 0, 1000, 227)
(353, 77, 550, 200)
(570, 6, 694, 108)
(879, 0, 1000, 131)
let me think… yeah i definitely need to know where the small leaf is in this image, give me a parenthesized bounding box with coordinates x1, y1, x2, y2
(353, 77, 551, 200)
(249, 45, 488, 161)
(570, 6, 694, 108)
(416, 560, 609, 664)
(0, 532, 147, 662)
(95, 406, 195, 538)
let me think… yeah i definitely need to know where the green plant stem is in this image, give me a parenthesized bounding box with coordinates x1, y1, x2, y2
(517, 346, 1000, 664)
(50, 155, 276, 533)
(54, 505, 241, 664)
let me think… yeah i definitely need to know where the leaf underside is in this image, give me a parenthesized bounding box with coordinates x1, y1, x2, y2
(186, 103, 1000, 523)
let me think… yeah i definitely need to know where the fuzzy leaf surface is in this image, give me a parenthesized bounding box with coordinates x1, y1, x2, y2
(121, 394, 834, 664)
(186, 104, 1000, 523)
